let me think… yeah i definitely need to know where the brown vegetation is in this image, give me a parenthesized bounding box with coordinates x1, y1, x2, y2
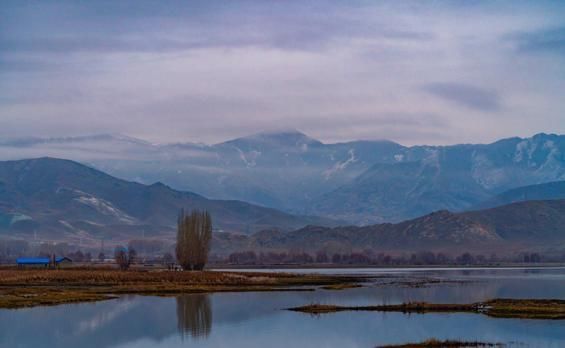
(220, 249, 557, 266)
(321, 283, 363, 290)
(0, 267, 364, 309)
(289, 303, 475, 315)
(377, 339, 504, 347)
(177, 209, 212, 270)
(114, 245, 136, 270)
(484, 299, 565, 319)
(288, 298, 565, 320)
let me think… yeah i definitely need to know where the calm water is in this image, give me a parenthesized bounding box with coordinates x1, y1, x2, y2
(1, 268, 564, 348)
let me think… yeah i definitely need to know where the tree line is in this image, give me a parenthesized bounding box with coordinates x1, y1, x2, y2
(221, 250, 553, 266)
(112, 209, 213, 271)
(1, 209, 559, 268)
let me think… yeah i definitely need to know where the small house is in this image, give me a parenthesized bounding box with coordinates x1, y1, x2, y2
(16, 257, 73, 268)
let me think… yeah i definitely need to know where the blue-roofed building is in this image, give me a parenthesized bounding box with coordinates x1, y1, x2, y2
(17, 256, 72, 268)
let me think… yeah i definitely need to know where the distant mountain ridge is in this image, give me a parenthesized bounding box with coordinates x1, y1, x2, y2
(0, 130, 406, 213)
(213, 200, 565, 256)
(474, 181, 565, 210)
(310, 133, 565, 223)
(0, 157, 563, 257)
(0, 158, 339, 244)
(1, 131, 564, 223)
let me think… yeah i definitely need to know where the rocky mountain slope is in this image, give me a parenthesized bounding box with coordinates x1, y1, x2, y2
(213, 200, 565, 256)
(475, 181, 565, 210)
(0, 158, 339, 244)
(1, 131, 564, 223)
(0, 131, 404, 213)
(311, 133, 565, 223)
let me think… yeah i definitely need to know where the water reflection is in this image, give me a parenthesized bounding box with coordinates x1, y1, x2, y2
(0, 268, 564, 347)
(176, 294, 212, 339)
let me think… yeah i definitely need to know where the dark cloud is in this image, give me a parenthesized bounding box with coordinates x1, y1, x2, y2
(423, 83, 501, 112)
(0, 1, 564, 145)
(511, 26, 565, 56)
(0, 1, 434, 56)
(0, 57, 61, 73)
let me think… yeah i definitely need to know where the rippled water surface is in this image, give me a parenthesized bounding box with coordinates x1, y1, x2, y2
(1, 268, 564, 347)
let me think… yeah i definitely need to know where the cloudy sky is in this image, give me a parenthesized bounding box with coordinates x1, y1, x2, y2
(1, 0, 564, 145)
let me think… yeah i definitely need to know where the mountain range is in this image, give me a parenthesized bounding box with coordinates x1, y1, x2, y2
(0, 158, 338, 245)
(0, 157, 563, 255)
(213, 199, 565, 256)
(475, 181, 565, 210)
(0, 131, 564, 224)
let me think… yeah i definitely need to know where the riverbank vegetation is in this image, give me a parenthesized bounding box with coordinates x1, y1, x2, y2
(0, 268, 364, 309)
(288, 299, 565, 319)
(2, 237, 562, 268)
(377, 339, 505, 347)
(222, 250, 554, 266)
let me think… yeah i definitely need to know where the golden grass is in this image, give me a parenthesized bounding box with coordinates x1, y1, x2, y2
(288, 302, 474, 315)
(0, 268, 363, 309)
(288, 298, 565, 320)
(483, 299, 565, 319)
(377, 339, 505, 347)
(321, 283, 363, 290)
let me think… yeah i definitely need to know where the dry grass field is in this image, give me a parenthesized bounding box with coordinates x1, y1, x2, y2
(0, 267, 363, 309)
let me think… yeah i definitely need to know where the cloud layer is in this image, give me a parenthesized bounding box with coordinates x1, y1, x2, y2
(1, 0, 564, 145)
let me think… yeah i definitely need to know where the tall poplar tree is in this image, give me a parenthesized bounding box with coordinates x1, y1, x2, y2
(176, 209, 212, 270)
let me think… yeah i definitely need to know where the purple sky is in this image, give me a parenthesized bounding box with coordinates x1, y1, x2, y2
(1, 0, 564, 145)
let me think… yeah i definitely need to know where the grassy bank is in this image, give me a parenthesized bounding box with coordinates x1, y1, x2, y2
(0, 268, 364, 309)
(377, 339, 504, 347)
(288, 298, 565, 320)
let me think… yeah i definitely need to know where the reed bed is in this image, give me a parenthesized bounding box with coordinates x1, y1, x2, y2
(0, 267, 363, 309)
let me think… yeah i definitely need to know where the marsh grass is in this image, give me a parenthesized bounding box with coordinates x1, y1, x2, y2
(321, 283, 362, 290)
(377, 339, 505, 347)
(0, 268, 363, 309)
(288, 299, 565, 320)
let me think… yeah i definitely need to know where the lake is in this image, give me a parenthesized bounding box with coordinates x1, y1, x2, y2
(1, 267, 564, 347)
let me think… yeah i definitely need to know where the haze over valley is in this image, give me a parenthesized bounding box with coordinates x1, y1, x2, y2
(1, 131, 564, 257)
(2, 131, 564, 224)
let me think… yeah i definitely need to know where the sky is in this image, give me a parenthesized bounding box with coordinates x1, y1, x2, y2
(1, 0, 564, 146)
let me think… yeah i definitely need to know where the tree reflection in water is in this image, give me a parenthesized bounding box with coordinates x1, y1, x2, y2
(176, 294, 212, 339)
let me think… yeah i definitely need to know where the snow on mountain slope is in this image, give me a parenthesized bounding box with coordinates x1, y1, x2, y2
(1, 131, 563, 223)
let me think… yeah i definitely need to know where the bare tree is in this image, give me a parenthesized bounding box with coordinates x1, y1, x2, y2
(176, 210, 191, 270)
(163, 252, 175, 270)
(176, 209, 213, 271)
(128, 247, 137, 265)
(114, 245, 136, 270)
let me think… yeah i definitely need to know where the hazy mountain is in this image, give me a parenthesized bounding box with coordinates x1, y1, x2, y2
(0, 158, 339, 244)
(213, 200, 565, 256)
(311, 133, 565, 223)
(0, 130, 404, 213)
(475, 181, 565, 210)
(1, 131, 564, 223)
(463, 200, 565, 242)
